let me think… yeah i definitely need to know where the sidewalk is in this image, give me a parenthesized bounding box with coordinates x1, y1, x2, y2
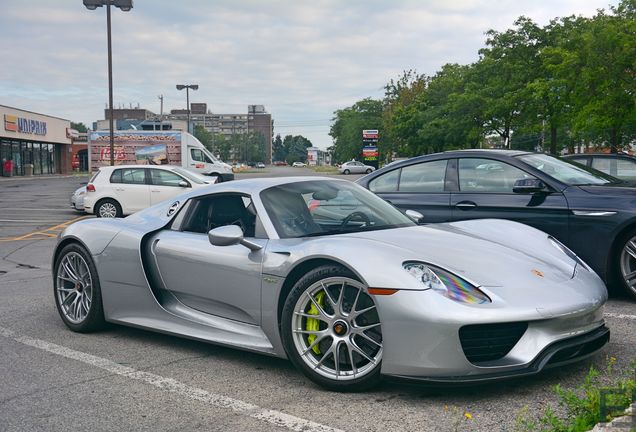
(0, 173, 88, 182)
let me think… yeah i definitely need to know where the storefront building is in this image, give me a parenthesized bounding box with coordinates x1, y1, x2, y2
(0, 105, 72, 176)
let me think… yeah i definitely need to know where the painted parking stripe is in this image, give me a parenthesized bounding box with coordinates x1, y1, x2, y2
(604, 312, 636, 320)
(0, 326, 344, 432)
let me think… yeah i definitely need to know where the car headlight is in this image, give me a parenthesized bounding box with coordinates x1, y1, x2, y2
(402, 262, 491, 304)
(548, 236, 589, 270)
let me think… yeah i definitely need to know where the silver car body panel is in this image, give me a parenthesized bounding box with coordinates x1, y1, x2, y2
(54, 176, 609, 379)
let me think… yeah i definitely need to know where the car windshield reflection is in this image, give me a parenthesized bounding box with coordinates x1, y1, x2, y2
(260, 180, 414, 238)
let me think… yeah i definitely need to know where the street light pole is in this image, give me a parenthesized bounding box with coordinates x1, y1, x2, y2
(106, 2, 114, 165)
(83, 0, 133, 166)
(176, 84, 198, 134)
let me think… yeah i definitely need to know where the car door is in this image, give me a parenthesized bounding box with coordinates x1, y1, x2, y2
(189, 148, 210, 175)
(109, 168, 150, 213)
(148, 168, 191, 205)
(449, 157, 570, 239)
(367, 159, 452, 223)
(149, 193, 266, 325)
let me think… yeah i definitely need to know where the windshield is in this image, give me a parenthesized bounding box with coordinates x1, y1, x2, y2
(172, 167, 208, 184)
(260, 180, 414, 238)
(517, 153, 617, 186)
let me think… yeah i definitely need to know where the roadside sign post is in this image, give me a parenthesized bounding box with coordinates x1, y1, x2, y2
(361, 129, 379, 169)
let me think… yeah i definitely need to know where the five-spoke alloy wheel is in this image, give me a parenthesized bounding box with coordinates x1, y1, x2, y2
(54, 243, 105, 332)
(282, 265, 383, 391)
(96, 199, 122, 218)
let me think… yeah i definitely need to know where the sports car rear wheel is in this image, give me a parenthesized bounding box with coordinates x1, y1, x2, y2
(282, 265, 383, 391)
(54, 243, 105, 332)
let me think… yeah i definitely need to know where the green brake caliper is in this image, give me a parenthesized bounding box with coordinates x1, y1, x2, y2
(306, 291, 325, 355)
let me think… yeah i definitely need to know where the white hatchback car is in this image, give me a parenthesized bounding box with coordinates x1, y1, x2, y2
(84, 165, 214, 218)
(338, 160, 375, 174)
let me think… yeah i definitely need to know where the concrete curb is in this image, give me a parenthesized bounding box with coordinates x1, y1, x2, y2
(0, 174, 88, 182)
(592, 403, 635, 431)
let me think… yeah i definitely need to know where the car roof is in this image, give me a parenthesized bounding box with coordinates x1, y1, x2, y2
(564, 153, 636, 158)
(98, 164, 183, 171)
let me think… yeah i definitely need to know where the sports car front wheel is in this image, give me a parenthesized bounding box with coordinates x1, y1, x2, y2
(54, 243, 105, 332)
(282, 265, 383, 391)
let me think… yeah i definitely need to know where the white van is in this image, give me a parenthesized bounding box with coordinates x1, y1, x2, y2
(88, 130, 234, 182)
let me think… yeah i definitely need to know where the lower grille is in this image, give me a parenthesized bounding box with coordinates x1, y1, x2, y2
(459, 322, 528, 364)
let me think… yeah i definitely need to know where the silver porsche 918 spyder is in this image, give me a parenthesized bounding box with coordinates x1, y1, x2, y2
(52, 177, 609, 391)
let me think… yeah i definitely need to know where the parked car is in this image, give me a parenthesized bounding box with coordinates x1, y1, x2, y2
(357, 149, 636, 299)
(339, 161, 375, 175)
(83, 165, 214, 218)
(273, 161, 288, 166)
(53, 177, 608, 391)
(70, 186, 86, 212)
(563, 153, 636, 182)
(256, 162, 266, 169)
(292, 161, 307, 167)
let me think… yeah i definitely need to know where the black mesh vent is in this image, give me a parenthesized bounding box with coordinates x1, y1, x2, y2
(459, 322, 528, 364)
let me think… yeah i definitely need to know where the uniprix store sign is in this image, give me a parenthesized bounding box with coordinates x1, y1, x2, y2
(4, 114, 48, 136)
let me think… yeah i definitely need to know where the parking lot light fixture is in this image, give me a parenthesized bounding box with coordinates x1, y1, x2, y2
(176, 84, 199, 133)
(83, 0, 134, 165)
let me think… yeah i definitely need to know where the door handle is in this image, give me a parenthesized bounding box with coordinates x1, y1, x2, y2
(151, 189, 160, 193)
(115, 187, 124, 191)
(455, 201, 477, 209)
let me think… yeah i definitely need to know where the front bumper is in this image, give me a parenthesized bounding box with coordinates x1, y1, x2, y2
(374, 266, 608, 380)
(387, 325, 610, 383)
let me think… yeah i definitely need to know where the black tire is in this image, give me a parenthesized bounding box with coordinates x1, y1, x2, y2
(343, 169, 350, 175)
(365, 168, 372, 174)
(614, 228, 636, 300)
(281, 264, 382, 392)
(95, 198, 122, 218)
(53, 243, 106, 332)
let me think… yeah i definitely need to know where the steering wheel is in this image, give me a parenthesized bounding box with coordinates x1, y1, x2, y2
(340, 211, 371, 229)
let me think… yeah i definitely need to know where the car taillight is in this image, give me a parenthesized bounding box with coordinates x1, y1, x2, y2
(86, 184, 96, 192)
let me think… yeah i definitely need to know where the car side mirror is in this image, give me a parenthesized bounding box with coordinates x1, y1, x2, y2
(513, 178, 546, 194)
(178, 180, 189, 188)
(405, 209, 425, 224)
(207, 225, 262, 251)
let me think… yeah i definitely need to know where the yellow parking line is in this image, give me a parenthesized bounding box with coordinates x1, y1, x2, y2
(0, 216, 90, 242)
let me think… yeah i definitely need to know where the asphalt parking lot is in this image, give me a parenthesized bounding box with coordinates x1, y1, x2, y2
(0, 167, 634, 432)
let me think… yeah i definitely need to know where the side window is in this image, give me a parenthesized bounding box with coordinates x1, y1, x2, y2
(617, 158, 636, 180)
(591, 157, 611, 175)
(399, 160, 447, 192)
(191, 148, 212, 164)
(458, 158, 533, 193)
(110, 169, 122, 184)
(151, 169, 186, 187)
(181, 194, 264, 238)
(191, 149, 204, 162)
(121, 168, 146, 185)
(368, 169, 400, 193)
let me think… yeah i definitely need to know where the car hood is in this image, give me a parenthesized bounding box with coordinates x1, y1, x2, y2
(345, 220, 578, 289)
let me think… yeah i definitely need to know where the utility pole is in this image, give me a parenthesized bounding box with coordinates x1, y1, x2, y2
(158, 95, 164, 131)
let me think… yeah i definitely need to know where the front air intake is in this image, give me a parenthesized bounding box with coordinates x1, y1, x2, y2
(459, 322, 528, 364)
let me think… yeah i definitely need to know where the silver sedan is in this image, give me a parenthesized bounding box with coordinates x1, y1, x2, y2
(339, 161, 375, 175)
(52, 177, 608, 391)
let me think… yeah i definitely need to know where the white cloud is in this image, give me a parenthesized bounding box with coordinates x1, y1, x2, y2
(0, 0, 617, 148)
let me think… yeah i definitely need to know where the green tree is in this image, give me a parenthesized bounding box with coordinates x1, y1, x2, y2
(329, 98, 383, 163)
(570, 2, 636, 151)
(71, 122, 88, 133)
(283, 135, 313, 164)
(272, 134, 285, 161)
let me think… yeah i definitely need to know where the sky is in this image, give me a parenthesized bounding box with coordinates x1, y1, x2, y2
(0, 0, 618, 149)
